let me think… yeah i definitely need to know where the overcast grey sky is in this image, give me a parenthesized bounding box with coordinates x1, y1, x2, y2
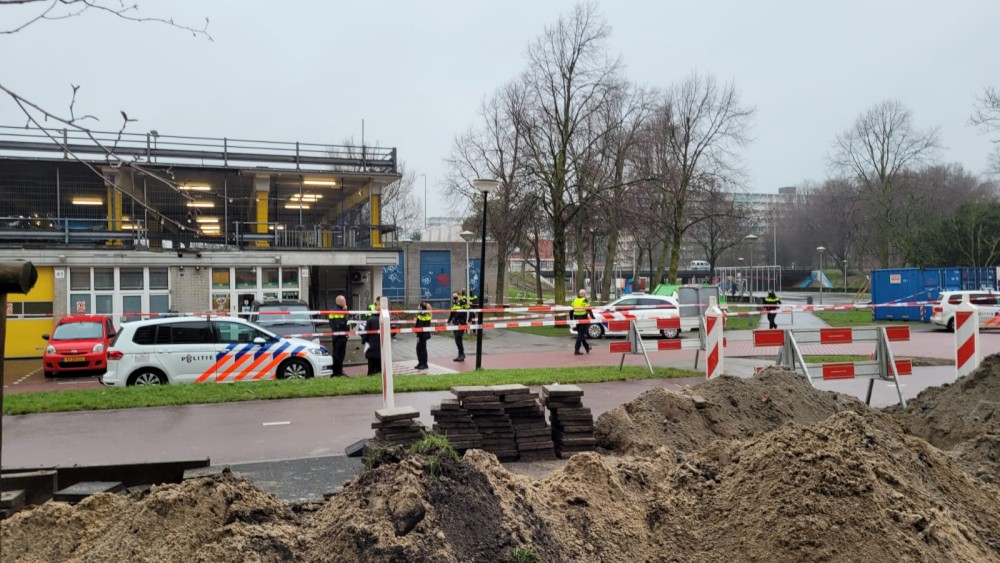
(3, 0, 999, 218)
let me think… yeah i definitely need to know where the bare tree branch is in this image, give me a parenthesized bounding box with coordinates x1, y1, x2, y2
(2, 0, 213, 38)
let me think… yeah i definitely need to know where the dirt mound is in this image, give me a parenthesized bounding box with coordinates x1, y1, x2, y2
(887, 354, 1000, 450)
(595, 367, 865, 455)
(672, 410, 1000, 562)
(298, 447, 565, 563)
(5, 415, 1000, 562)
(1, 469, 301, 563)
(950, 435, 1000, 484)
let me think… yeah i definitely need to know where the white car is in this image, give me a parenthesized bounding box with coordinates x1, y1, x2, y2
(929, 290, 1000, 331)
(569, 294, 681, 339)
(102, 316, 333, 386)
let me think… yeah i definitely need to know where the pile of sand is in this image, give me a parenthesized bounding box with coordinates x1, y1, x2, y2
(884, 354, 1000, 482)
(886, 354, 1000, 449)
(1, 469, 301, 563)
(5, 364, 1000, 561)
(594, 367, 865, 455)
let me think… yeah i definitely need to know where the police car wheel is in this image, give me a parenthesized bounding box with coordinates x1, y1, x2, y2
(587, 324, 604, 339)
(660, 328, 680, 339)
(128, 369, 166, 386)
(946, 317, 955, 332)
(278, 359, 312, 380)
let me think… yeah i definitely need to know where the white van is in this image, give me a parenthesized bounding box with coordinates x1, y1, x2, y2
(688, 260, 710, 271)
(102, 316, 333, 386)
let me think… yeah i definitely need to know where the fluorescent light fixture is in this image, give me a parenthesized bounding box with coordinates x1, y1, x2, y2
(72, 197, 103, 206)
(268, 224, 286, 231)
(284, 203, 311, 210)
(303, 180, 337, 186)
(290, 193, 322, 201)
(186, 201, 215, 208)
(121, 223, 137, 230)
(180, 185, 212, 191)
(195, 216, 219, 223)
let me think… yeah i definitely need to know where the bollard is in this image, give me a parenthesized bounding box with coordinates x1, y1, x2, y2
(705, 296, 724, 379)
(378, 296, 394, 409)
(954, 301, 980, 380)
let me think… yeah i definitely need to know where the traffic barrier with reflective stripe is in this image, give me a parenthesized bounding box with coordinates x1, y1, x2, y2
(955, 301, 981, 380)
(752, 324, 909, 406)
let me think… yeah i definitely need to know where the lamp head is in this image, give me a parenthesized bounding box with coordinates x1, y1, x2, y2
(459, 230, 475, 242)
(473, 179, 499, 194)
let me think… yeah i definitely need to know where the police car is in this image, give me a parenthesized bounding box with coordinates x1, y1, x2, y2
(929, 290, 1000, 331)
(569, 294, 681, 339)
(102, 316, 332, 386)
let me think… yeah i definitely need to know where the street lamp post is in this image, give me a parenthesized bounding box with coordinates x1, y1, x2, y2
(816, 246, 826, 304)
(419, 174, 428, 232)
(472, 179, 498, 370)
(743, 234, 759, 302)
(459, 230, 474, 303)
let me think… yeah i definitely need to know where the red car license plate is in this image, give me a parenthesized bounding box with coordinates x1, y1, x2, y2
(63, 356, 87, 363)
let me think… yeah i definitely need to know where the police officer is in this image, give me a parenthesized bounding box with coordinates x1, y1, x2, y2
(327, 295, 349, 376)
(764, 290, 781, 329)
(414, 301, 433, 370)
(448, 292, 466, 361)
(362, 299, 382, 375)
(571, 289, 593, 355)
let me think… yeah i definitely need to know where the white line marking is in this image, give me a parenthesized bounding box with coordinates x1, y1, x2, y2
(262, 421, 291, 426)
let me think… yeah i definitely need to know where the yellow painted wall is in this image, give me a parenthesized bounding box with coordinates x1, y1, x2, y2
(5, 266, 55, 359)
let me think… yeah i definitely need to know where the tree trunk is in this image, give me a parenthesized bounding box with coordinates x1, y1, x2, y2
(533, 250, 544, 305)
(574, 222, 587, 293)
(495, 254, 507, 306)
(669, 237, 682, 285)
(601, 228, 618, 302)
(552, 221, 567, 304)
(655, 238, 671, 286)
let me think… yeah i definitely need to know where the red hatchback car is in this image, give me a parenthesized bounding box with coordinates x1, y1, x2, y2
(42, 315, 116, 378)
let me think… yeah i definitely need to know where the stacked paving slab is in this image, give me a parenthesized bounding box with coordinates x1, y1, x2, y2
(493, 384, 556, 461)
(452, 386, 519, 461)
(430, 398, 483, 451)
(372, 406, 425, 446)
(542, 384, 597, 459)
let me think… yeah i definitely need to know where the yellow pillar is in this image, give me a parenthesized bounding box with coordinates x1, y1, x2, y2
(254, 174, 270, 247)
(105, 175, 123, 246)
(370, 191, 381, 248)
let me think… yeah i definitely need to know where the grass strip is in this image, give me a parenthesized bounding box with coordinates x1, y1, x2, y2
(725, 306, 759, 331)
(3, 365, 699, 416)
(813, 309, 922, 327)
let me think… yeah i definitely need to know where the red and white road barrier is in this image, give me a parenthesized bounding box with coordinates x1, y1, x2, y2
(704, 297, 724, 379)
(955, 301, 981, 380)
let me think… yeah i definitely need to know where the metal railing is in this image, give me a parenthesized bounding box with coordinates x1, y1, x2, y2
(0, 216, 147, 246)
(0, 125, 397, 174)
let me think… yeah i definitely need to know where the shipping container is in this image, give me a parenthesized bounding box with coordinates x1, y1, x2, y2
(871, 267, 999, 322)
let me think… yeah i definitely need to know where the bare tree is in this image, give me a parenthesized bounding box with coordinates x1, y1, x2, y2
(971, 86, 1000, 176)
(689, 187, 755, 275)
(637, 73, 754, 284)
(380, 164, 422, 239)
(829, 100, 940, 267)
(520, 1, 620, 304)
(581, 81, 651, 300)
(445, 82, 535, 304)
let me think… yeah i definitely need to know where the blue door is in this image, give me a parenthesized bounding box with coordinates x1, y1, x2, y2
(420, 251, 452, 306)
(381, 251, 405, 301)
(469, 258, 482, 299)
